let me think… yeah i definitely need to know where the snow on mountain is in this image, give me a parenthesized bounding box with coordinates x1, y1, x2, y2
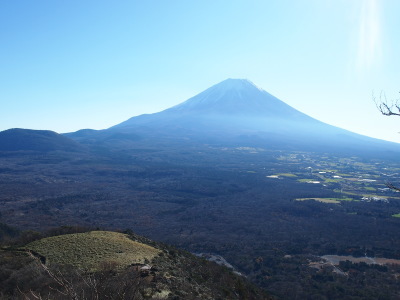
(164, 78, 303, 117)
(168, 78, 263, 112)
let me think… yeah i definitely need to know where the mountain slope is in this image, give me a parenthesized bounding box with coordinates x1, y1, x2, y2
(68, 79, 400, 156)
(0, 128, 84, 152)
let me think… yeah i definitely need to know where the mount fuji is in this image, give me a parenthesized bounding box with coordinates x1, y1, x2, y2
(112, 78, 315, 129)
(68, 79, 400, 156)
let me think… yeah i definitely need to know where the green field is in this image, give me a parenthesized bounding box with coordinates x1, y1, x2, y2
(297, 178, 316, 183)
(296, 197, 354, 204)
(323, 179, 343, 183)
(276, 173, 297, 177)
(363, 187, 376, 191)
(26, 231, 160, 271)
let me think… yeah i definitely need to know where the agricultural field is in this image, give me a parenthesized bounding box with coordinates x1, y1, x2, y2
(264, 151, 400, 202)
(295, 197, 353, 204)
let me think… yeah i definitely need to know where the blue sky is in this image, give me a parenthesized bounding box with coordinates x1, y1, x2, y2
(1, 0, 400, 142)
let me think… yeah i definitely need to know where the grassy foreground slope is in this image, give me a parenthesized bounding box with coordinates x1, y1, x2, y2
(1, 229, 272, 300)
(26, 231, 160, 270)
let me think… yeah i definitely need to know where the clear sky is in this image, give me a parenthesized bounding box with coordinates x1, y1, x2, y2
(1, 0, 400, 142)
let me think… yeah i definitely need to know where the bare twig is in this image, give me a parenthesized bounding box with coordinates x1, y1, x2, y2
(374, 91, 400, 191)
(374, 91, 400, 116)
(386, 182, 400, 192)
(27, 251, 80, 300)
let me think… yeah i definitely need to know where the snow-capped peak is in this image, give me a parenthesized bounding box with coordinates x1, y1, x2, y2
(165, 78, 272, 114)
(215, 78, 264, 93)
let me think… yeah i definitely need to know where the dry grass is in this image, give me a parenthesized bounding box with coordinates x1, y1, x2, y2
(296, 198, 340, 204)
(26, 231, 160, 271)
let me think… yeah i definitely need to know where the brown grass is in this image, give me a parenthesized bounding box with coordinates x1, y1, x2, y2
(26, 231, 160, 271)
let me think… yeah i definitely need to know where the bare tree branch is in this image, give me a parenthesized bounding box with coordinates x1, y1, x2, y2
(374, 91, 400, 192)
(374, 91, 400, 116)
(27, 251, 80, 300)
(386, 182, 400, 192)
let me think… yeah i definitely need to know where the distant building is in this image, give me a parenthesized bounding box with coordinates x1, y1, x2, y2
(361, 196, 388, 203)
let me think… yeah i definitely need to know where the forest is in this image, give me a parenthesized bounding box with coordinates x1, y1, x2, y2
(1, 145, 400, 299)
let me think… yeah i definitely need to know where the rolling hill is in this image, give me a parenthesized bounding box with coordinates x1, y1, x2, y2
(0, 128, 84, 152)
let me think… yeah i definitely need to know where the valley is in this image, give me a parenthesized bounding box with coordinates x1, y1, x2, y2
(1, 145, 400, 299)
